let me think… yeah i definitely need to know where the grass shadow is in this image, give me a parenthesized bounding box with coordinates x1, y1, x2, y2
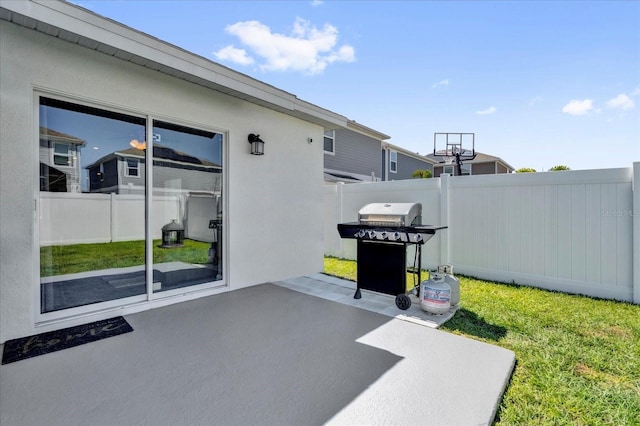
(441, 308, 508, 342)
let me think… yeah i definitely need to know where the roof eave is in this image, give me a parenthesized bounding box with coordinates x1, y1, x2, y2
(382, 141, 437, 164)
(346, 120, 390, 141)
(0, 0, 349, 130)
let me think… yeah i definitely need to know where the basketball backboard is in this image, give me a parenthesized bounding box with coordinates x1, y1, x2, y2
(433, 133, 476, 161)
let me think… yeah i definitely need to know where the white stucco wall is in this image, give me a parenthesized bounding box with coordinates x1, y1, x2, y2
(0, 20, 325, 342)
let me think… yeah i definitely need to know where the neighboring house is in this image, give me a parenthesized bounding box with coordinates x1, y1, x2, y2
(382, 142, 437, 181)
(323, 123, 436, 183)
(87, 144, 222, 195)
(39, 127, 85, 192)
(427, 151, 515, 177)
(323, 121, 390, 183)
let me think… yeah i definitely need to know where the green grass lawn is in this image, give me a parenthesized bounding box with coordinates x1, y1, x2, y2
(324, 256, 640, 425)
(41, 239, 211, 276)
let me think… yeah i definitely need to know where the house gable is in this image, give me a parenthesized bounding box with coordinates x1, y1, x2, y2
(0, 0, 351, 342)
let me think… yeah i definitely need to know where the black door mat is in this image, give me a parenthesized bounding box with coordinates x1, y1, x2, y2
(2, 316, 133, 365)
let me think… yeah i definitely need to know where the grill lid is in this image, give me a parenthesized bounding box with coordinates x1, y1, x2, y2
(358, 203, 422, 226)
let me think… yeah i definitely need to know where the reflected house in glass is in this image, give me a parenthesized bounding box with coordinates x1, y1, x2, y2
(85, 143, 222, 254)
(39, 127, 85, 193)
(86, 144, 222, 196)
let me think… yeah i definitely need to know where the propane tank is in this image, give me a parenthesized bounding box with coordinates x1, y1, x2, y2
(420, 272, 451, 314)
(437, 264, 460, 306)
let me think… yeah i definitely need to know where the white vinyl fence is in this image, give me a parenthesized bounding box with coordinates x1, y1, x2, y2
(325, 163, 640, 304)
(39, 192, 218, 245)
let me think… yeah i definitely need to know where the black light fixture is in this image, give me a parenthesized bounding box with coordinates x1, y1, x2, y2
(248, 133, 265, 155)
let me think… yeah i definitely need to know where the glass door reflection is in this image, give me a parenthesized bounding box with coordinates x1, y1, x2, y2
(39, 97, 147, 313)
(151, 121, 223, 293)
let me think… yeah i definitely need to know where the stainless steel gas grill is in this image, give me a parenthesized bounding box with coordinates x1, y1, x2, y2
(337, 203, 447, 310)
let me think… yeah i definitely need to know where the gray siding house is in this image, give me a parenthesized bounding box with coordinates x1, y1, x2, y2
(382, 142, 437, 181)
(87, 145, 222, 195)
(324, 121, 389, 183)
(324, 122, 436, 183)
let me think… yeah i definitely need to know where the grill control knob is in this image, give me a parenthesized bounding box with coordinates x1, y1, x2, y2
(368, 230, 376, 239)
(390, 232, 400, 241)
(380, 231, 387, 240)
(413, 234, 423, 242)
(357, 229, 367, 238)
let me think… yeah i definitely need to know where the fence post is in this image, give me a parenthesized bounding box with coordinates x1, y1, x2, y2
(110, 192, 116, 243)
(337, 182, 344, 257)
(440, 173, 450, 266)
(633, 162, 640, 304)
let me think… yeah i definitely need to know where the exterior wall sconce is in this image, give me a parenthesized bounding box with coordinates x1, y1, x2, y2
(248, 133, 265, 155)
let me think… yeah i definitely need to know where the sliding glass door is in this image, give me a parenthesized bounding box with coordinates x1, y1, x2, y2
(150, 121, 223, 294)
(38, 95, 224, 315)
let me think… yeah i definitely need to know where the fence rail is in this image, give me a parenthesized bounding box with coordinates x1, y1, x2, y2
(325, 163, 640, 303)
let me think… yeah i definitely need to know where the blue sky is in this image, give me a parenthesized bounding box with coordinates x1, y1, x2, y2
(72, 0, 639, 171)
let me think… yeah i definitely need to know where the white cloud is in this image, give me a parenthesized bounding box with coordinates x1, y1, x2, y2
(311, 0, 324, 6)
(476, 106, 496, 115)
(213, 45, 254, 65)
(217, 18, 355, 74)
(528, 96, 542, 106)
(431, 79, 449, 89)
(606, 93, 635, 110)
(562, 99, 593, 116)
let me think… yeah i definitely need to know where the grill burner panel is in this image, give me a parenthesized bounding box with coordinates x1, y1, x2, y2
(337, 222, 445, 244)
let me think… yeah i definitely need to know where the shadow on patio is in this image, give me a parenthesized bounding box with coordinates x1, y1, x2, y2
(1, 279, 515, 426)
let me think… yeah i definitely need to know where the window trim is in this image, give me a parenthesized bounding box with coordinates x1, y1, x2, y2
(323, 130, 335, 155)
(52, 142, 73, 167)
(443, 165, 454, 175)
(389, 150, 397, 173)
(124, 158, 140, 178)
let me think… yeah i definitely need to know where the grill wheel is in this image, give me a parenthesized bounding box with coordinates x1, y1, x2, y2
(395, 294, 411, 310)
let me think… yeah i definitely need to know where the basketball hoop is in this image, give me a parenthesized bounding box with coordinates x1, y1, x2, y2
(433, 133, 476, 163)
(443, 152, 455, 165)
(436, 148, 456, 165)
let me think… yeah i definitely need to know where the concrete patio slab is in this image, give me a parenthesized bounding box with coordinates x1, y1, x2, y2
(0, 281, 515, 426)
(276, 273, 460, 328)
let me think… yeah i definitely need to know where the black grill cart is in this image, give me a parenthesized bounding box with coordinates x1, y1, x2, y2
(337, 203, 447, 310)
